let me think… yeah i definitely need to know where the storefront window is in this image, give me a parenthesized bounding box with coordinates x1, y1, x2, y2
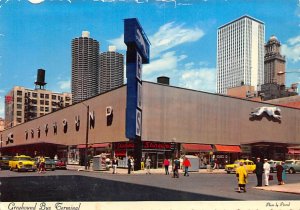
(67, 146, 80, 165)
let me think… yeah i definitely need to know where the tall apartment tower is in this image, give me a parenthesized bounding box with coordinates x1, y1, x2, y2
(264, 35, 286, 85)
(99, 46, 124, 94)
(216, 15, 265, 94)
(4, 86, 72, 129)
(71, 31, 99, 103)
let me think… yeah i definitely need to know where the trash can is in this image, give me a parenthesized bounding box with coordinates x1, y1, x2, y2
(207, 164, 213, 172)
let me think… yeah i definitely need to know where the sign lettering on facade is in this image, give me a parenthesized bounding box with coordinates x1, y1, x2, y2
(124, 18, 150, 140)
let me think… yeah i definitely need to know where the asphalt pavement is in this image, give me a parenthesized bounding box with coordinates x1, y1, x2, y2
(1, 167, 299, 201)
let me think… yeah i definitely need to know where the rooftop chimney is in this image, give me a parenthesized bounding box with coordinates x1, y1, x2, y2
(157, 76, 170, 85)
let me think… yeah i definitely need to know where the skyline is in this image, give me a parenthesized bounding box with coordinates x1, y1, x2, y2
(1, 0, 300, 118)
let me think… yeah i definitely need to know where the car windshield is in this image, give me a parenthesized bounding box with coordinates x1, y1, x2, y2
(18, 157, 32, 161)
(285, 161, 294, 164)
(234, 160, 241, 164)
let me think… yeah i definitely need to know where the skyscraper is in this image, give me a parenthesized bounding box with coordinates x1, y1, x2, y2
(216, 15, 265, 94)
(264, 35, 286, 85)
(99, 46, 124, 94)
(72, 31, 99, 103)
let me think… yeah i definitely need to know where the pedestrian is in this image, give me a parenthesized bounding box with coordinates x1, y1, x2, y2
(54, 154, 58, 161)
(163, 158, 170, 175)
(255, 157, 263, 187)
(213, 158, 219, 170)
(141, 157, 145, 170)
(39, 155, 46, 173)
(282, 161, 287, 185)
(145, 156, 151, 174)
(127, 156, 132, 174)
(236, 161, 248, 193)
(182, 156, 191, 176)
(263, 158, 271, 186)
(275, 162, 284, 185)
(112, 157, 118, 174)
(36, 156, 40, 173)
(173, 157, 180, 178)
(130, 157, 134, 172)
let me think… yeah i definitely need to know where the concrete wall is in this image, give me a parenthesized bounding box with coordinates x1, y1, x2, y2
(142, 82, 300, 145)
(1, 86, 127, 148)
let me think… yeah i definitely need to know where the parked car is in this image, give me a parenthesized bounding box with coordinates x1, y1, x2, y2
(268, 160, 282, 173)
(0, 155, 13, 170)
(34, 157, 56, 171)
(285, 159, 300, 174)
(9, 155, 37, 172)
(225, 159, 256, 174)
(55, 159, 67, 169)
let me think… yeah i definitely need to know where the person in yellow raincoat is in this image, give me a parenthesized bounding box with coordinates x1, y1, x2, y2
(236, 161, 248, 193)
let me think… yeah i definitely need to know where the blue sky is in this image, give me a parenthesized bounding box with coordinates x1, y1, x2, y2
(0, 0, 300, 118)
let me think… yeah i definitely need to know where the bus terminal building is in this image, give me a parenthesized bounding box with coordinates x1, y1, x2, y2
(1, 81, 300, 169)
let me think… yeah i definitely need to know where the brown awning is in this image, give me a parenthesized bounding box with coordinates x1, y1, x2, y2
(182, 144, 212, 151)
(77, 144, 92, 149)
(91, 143, 110, 148)
(214, 145, 241, 153)
(288, 148, 300, 154)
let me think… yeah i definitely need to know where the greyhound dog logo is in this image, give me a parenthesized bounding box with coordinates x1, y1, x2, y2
(250, 106, 281, 120)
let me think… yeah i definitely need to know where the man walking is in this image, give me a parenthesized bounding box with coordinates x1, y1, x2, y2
(173, 157, 180, 178)
(145, 156, 151, 174)
(255, 157, 263, 187)
(112, 157, 118, 174)
(163, 158, 170, 175)
(263, 158, 271, 186)
(127, 156, 132, 174)
(183, 156, 191, 176)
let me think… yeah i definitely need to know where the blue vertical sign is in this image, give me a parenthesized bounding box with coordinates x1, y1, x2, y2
(124, 18, 150, 140)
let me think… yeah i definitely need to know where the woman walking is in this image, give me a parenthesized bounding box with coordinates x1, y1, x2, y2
(236, 162, 247, 193)
(163, 158, 170, 175)
(282, 161, 287, 185)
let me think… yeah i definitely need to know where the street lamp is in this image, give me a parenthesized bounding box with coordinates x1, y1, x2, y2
(82, 103, 90, 170)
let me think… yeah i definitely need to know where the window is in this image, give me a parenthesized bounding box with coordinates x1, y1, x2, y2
(40, 107, 44, 111)
(40, 93, 44, 98)
(17, 97, 22, 103)
(45, 101, 49, 105)
(52, 95, 57, 100)
(17, 111, 22, 116)
(32, 93, 37, 98)
(45, 107, 49, 112)
(40, 100, 44, 105)
(45, 94, 49, 99)
(17, 90, 22, 96)
(17, 104, 22, 109)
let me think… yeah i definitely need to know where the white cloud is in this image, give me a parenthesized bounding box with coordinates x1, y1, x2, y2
(108, 34, 126, 51)
(143, 51, 179, 75)
(282, 35, 300, 63)
(149, 22, 204, 58)
(57, 80, 71, 92)
(179, 68, 216, 93)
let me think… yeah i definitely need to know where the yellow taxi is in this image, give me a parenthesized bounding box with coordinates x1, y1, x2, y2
(9, 155, 37, 172)
(225, 159, 256, 174)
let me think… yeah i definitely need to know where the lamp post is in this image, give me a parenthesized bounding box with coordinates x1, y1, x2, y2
(82, 103, 89, 170)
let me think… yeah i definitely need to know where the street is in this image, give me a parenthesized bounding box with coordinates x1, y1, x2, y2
(1, 169, 300, 201)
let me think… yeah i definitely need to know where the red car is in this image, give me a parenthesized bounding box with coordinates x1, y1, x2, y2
(55, 159, 67, 169)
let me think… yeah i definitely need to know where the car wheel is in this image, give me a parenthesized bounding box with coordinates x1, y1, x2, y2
(226, 171, 230, 174)
(288, 168, 295, 174)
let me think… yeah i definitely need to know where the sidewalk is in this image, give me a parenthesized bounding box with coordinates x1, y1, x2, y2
(253, 183, 300, 195)
(83, 168, 227, 175)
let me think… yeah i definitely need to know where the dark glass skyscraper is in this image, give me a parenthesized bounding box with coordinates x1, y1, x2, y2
(72, 31, 99, 103)
(99, 46, 124, 94)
